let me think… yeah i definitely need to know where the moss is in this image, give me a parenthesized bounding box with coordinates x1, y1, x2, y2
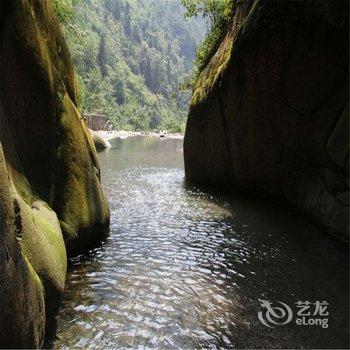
(23, 253, 44, 290)
(54, 93, 110, 254)
(191, 20, 234, 107)
(19, 255, 46, 347)
(1, 0, 109, 346)
(90, 129, 111, 152)
(59, 219, 78, 242)
(0, 145, 45, 348)
(190, 0, 258, 107)
(22, 253, 47, 341)
(2, 0, 109, 251)
(10, 182, 67, 315)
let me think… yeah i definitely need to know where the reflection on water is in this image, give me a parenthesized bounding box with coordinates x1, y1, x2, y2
(55, 137, 348, 349)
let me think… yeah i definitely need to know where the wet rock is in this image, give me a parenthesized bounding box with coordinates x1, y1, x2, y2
(184, 0, 349, 241)
(90, 129, 111, 152)
(0, 145, 46, 349)
(0, 0, 110, 346)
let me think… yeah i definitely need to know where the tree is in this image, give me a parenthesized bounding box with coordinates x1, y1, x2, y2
(181, 0, 231, 26)
(97, 34, 108, 77)
(124, 2, 132, 37)
(52, 0, 80, 24)
(181, 0, 232, 76)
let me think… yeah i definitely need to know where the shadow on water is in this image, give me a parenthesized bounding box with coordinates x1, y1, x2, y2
(53, 136, 349, 349)
(182, 179, 349, 348)
(183, 178, 348, 263)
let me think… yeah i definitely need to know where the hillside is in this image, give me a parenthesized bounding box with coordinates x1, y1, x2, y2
(56, 0, 205, 132)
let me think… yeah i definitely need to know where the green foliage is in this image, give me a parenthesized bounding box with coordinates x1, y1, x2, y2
(182, 0, 232, 78)
(54, 0, 204, 132)
(52, 0, 80, 24)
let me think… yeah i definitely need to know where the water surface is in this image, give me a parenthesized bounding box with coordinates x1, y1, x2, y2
(55, 136, 348, 349)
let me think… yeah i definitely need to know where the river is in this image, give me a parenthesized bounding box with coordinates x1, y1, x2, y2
(54, 136, 348, 349)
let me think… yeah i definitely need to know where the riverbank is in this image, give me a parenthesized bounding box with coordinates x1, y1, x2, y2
(94, 130, 184, 141)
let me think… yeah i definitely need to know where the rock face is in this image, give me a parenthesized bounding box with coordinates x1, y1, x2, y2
(0, 0, 110, 347)
(184, 1, 349, 241)
(84, 113, 113, 131)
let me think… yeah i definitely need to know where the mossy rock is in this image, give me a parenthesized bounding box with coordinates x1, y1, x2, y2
(54, 93, 110, 255)
(184, 0, 349, 240)
(0, 145, 46, 348)
(90, 129, 112, 152)
(1, 0, 110, 253)
(0, 0, 110, 346)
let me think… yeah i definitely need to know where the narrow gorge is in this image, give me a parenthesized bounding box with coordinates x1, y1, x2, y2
(0, 0, 348, 349)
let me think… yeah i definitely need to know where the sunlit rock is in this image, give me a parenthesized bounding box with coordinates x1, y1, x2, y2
(0, 0, 110, 346)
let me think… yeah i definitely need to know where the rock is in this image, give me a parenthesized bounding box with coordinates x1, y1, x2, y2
(0, 0, 110, 347)
(84, 113, 113, 131)
(90, 129, 112, 151)
(0, 145, 46, 349)
(184, 1, 349, 241)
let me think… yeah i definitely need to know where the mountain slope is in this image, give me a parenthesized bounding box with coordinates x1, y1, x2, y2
(58, 0, 205, 132)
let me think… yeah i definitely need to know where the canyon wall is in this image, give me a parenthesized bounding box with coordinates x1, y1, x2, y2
(184, 0, 349, 241)
(0, 0, 110, 347)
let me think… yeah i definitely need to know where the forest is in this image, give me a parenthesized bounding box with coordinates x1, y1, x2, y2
(53, 0, 206, 132)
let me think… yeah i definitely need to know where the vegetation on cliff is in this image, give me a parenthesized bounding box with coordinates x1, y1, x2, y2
(181, 0, 232, 79)
(184, 0, 349, 241)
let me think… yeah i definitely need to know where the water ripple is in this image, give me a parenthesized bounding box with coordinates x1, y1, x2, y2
(54, 137, 349, 349)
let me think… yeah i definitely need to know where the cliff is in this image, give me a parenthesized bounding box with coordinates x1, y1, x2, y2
(184, 0, 349, 241)
(0, 0, 110, 347)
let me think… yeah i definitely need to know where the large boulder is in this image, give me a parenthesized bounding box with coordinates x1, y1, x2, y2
(184, 0, 349, 241)
(90, 129, 112, 152)
(0, 0, 109, 347)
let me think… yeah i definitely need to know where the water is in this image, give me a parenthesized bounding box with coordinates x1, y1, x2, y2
(54, 136, 348, 349)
